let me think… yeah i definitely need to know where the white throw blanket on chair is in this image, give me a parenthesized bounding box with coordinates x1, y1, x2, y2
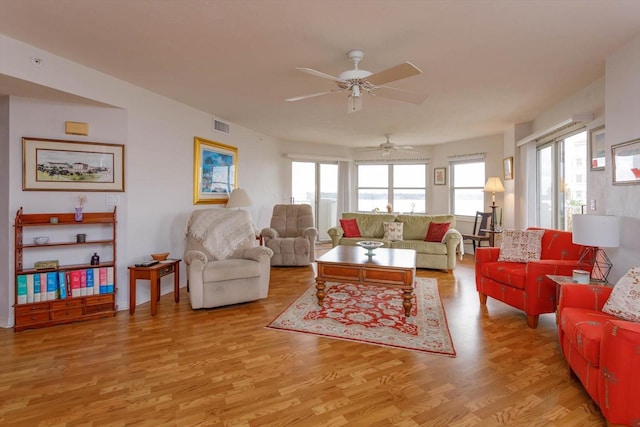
(186, 209, 256, 260)
(443, 228, 464, 260)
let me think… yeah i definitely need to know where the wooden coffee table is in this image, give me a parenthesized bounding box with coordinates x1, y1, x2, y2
(315, 245, 417, 316)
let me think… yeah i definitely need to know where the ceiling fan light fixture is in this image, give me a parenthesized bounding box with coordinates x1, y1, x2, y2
(348, 86, 363, 113)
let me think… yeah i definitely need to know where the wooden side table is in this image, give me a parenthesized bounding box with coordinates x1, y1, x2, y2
(546, 274, 608, 306)
(480, 228, 503, 247)
(128, 259, 181, 316)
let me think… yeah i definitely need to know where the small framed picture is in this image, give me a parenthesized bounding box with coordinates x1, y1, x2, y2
(612, 138, 640, 185)
(434, 167, 446, 185)
(503, 157, 514, 180)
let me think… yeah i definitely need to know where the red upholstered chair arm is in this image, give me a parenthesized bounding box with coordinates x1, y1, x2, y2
(475, 247, 500, 263)
(599, 319, 640, 424)
(557, 284, 613, 314)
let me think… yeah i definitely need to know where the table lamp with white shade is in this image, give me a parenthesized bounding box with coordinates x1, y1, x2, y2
(572, 214, 620, 283)
(226, 188, 253, 209)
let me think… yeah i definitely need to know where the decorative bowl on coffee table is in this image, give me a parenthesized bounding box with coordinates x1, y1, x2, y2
(356, 240, 384, 256)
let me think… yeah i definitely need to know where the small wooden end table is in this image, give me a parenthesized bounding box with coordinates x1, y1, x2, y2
(480, 228, 503, 247)
(128, 259, 181, 316)
(315, 245, 416, 316)
(546, 274, 609, 306)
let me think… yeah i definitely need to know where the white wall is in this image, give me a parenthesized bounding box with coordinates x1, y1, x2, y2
(515, 30, 640, 283)
(0, 96, 10, 323)
(604, 31, 640, 281)
(517, 78, 605, 230)
(0, 35, 283, 327)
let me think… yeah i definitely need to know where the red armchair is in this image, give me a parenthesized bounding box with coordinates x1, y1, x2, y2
(475, 228, 591, 328)
(558, 284, 640, 426)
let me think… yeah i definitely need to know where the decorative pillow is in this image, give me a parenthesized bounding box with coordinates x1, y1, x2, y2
(602, 266, 640, 322)
(425, 222, 450, 242)
(497, 229, 545, 263)
(383, 221, 403, 240)
(339, 218, 361, 238)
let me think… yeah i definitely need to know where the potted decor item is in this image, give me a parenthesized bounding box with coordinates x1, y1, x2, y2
(75, 194, 87, 222)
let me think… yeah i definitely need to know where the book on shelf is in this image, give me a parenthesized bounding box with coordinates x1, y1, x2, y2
(33, 273, 41, 303)
(43, 275, 48, 301)
(79, 269, 87, 296)
(69, 270, 81, 298)
(47, 272, 58, 300)
(57, 271, 67, 299)
(86, 268, 95, 296)
(99, 268, 108, 294)
(26, 274, 35, 304)
(107, 266, 114, 293)
(17, 275, 27, 304)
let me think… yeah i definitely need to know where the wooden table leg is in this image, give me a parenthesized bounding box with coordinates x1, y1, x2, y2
(173, 262, 180, 303)
(150, 270, 158, 316)
(129, 269, 136, 315)
(316, 279, 326, 306)
(402, 288, 413, 317)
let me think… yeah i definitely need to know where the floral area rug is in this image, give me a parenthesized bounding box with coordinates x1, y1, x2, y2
(266, 278, 456, 357)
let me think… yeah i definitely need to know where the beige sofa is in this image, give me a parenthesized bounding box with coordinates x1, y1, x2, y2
(327, 212, 461, 272)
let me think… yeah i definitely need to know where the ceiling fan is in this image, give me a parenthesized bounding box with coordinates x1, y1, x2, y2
(359, 134, 416, 156)
(286, 49, 427, 113)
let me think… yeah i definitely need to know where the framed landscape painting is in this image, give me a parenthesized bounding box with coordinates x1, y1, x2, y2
(22, 137, 125, 191)
(193, 136, 238, 204)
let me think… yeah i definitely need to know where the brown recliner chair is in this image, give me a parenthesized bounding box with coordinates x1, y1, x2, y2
(261, 204, 317, 266)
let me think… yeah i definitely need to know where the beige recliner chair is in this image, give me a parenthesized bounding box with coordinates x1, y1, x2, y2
(184, 209, 273, 309)
(261, 204, 317, 266)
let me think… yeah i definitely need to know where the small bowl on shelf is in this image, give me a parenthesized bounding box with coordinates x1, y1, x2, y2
(356, 240, 384, 256)
(33, 236, 50, 245)
(151, 252, 170, 261)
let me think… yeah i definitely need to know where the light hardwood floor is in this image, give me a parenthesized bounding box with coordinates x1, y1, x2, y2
(0, 251, 606, 426)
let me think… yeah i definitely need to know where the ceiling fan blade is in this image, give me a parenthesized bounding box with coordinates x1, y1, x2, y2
(375, 85, 428, 105)
(296, 67, 346, 83)
(366, 62, 422, 85)
(285, 90, 335, 102)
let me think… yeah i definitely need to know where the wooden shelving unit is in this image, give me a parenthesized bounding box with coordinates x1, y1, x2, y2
(13, 207, 118, 331)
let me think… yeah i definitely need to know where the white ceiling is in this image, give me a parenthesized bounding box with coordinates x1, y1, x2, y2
(1, 0, 640, 149)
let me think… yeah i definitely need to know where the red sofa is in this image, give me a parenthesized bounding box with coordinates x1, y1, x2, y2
(558, 284, 640, 426)
(475, 227, 591, 328)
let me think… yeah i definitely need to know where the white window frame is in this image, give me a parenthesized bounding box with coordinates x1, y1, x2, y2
(356, 163, 427, 213)
(450, 160, 486, 217)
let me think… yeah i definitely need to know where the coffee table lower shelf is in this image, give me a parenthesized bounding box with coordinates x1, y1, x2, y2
(315, 245, 416, 316)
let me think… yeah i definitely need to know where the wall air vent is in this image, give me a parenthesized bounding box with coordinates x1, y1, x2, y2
(213, 119, 230, 135)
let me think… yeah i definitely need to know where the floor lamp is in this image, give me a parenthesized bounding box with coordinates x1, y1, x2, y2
(483, 177, 504, 231)
(572, 214, 620, 284)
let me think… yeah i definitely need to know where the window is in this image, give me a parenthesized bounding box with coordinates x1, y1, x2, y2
(357, 163, 426, 212)
(536, 130, 587, 230)
(451, 161, 485, 216)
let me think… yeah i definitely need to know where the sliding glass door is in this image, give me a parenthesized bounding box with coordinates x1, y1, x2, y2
(536, 130, 587, 230)
(291, 162, 338, 241)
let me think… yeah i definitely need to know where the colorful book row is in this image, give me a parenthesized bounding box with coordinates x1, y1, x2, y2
(16, 267, 114, 304)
